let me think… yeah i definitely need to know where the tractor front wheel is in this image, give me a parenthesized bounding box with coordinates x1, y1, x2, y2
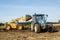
(34, 24, 40, 33)
(31, 23, 34, 31)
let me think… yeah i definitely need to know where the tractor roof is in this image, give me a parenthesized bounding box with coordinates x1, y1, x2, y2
(33, 14, 44, 16)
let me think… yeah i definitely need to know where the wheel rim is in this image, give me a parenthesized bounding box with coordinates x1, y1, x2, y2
(18, 26, 22, 30)
(6, 26, 10, 30)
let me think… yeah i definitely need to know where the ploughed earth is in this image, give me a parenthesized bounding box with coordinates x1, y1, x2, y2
(0, 26, 60, 40)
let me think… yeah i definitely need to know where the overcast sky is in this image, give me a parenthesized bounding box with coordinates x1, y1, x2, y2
(0, 0, 60, 22)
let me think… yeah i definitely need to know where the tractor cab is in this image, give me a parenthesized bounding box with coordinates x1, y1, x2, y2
(31, 13, 48, 33)
(32, 13, 48, 24)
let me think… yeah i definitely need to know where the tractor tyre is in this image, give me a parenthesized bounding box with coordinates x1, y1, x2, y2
(17, 24, 23, 30)
(31, 23, 34, 31)
(34, 24, 40, 33)
(47, 24, 53, 32)
(5, 24, 10, 31)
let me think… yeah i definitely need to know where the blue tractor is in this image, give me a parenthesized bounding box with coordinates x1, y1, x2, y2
(31, 13, 53, 33)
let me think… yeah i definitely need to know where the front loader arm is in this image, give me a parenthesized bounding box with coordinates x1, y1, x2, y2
(8, 15, 32, 23)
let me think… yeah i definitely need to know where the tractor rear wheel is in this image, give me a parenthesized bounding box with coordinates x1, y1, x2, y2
(34, 24, 40, 33)
(47, 24, 53, 32)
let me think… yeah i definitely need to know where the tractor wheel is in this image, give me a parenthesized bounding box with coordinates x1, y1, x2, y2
(17, 26, 22, 30)
(6, 25, 10, 30)
(17, 24, 23, 30)
(31, 23, 34, 31)
(34, 24, 40, 33)
(47, 24, 53, 32)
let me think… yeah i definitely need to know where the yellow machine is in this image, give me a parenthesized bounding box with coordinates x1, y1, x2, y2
(4, 15, 32, 30)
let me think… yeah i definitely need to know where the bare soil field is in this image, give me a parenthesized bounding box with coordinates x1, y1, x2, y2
(0, 29, 60, 40)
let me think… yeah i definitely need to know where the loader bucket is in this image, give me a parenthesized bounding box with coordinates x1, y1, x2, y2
(26, 15, 32, 21)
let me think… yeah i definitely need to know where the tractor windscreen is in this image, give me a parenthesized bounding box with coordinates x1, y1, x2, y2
(36, 15, 45, 24)
(32, 14, 46, 24)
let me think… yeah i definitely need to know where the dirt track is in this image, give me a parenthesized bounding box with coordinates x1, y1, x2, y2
(0, 29, 60, 40)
